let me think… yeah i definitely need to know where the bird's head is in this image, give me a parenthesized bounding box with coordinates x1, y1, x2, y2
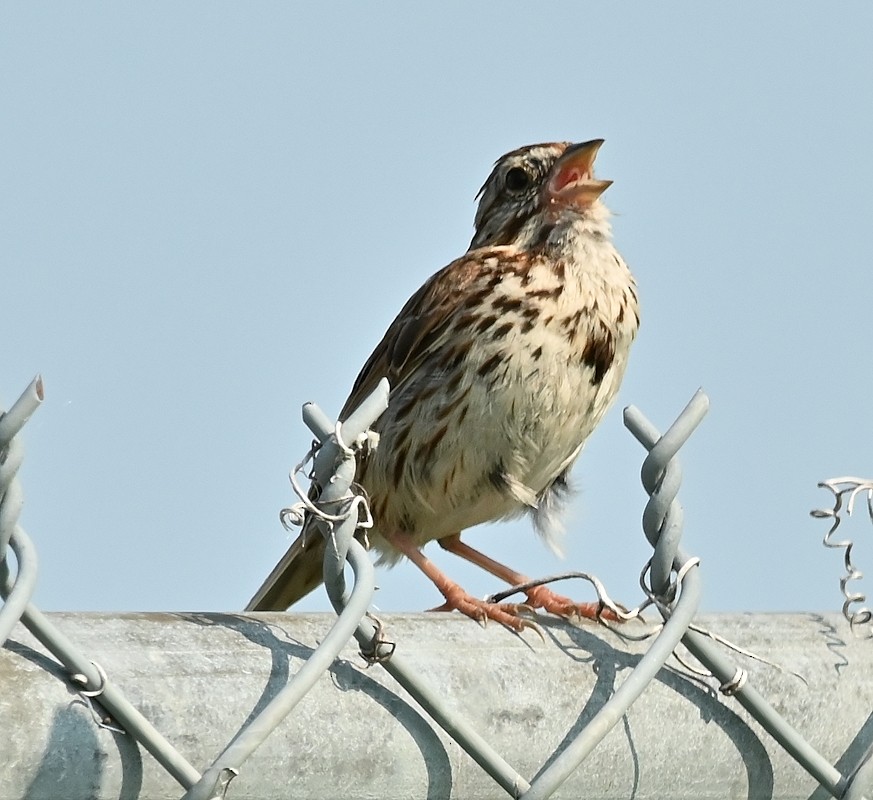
(470, 139, 612, 250)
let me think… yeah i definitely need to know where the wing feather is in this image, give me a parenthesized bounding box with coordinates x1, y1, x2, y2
(247, 248, 508, 611)
(339, 251, 498, 418)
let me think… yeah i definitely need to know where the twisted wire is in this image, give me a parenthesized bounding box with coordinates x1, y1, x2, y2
(494, 392, 710, 645)
(811, 477, 873, 635)
(0, 376, 45, 647)
(280, 442, 373, 535)
(625, 389, 709, 603)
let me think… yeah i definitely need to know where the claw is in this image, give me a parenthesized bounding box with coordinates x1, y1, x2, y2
(523, 585, 620, 624)
(427, 589, 544, 634)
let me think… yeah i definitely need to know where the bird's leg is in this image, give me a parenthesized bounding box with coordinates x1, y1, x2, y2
(380, 531, 536, 632)
(437, 533, 613, 622)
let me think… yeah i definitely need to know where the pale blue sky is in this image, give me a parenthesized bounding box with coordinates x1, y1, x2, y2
(2, 3, 872, 616)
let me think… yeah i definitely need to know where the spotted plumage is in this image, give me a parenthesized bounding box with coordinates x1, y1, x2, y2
(248, 140, 639, 630)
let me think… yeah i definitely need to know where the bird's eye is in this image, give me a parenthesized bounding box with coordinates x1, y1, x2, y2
(504, 167, 531, 193)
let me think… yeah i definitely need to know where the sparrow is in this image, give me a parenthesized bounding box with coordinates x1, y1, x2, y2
(247, 140, 639, 630)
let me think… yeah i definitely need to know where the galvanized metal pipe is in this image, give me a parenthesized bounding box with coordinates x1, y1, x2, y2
(2, 611, 869, 800)
(5, 594, 202, 789)
(182, 541, 378, 800)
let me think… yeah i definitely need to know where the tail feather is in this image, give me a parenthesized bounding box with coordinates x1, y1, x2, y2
(245, 533, 326, 611)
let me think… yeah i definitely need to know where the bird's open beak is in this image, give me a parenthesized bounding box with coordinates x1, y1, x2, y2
(546, 139, 612, 209)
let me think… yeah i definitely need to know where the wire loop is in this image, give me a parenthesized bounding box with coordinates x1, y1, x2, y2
(719, 668, 748, 696)
(70, 661, 127, 734)
(812, 477, 873, 635)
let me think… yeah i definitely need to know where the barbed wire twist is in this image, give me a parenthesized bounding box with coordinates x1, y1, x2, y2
(811, 477, 873, 636)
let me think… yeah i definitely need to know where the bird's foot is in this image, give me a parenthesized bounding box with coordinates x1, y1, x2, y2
(427, 584, 541, 633)
(501, 585, 619, 623)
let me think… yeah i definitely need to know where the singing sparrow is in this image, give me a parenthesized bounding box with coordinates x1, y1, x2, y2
(247, 140, 639, 630)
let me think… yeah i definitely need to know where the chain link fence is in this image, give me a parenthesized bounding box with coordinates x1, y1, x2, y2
(1, 376, 871, 799)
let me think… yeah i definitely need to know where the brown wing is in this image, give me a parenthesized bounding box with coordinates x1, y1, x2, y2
(247, 249, 502, 611)
(339, 251, 495, 419)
